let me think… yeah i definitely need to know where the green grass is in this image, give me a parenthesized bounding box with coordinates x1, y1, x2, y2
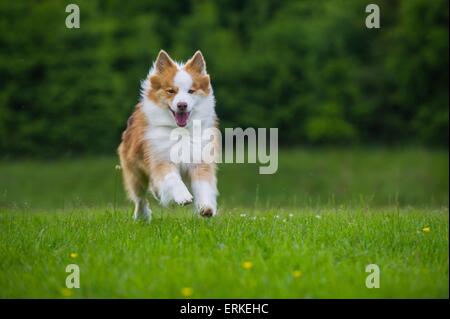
(0, 148, 448, 298)
(1, 148, 448, 210)
(0, 208, 448, 298)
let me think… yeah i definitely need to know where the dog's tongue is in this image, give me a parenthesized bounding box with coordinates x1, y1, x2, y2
(175, 112, 189, 127)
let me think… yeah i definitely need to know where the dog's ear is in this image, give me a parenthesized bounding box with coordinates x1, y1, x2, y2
(154, 50, 175, 73)
(185, 50, 206, 74)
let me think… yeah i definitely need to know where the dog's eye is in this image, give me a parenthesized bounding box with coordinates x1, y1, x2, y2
(166, 89, 176, 94)
(188, 89, 196, 94)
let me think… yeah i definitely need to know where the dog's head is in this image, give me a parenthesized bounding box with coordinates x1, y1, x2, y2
(145, 50, 212, 127)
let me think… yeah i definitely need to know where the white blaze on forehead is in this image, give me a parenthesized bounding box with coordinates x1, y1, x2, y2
(174, 69, 193, 91)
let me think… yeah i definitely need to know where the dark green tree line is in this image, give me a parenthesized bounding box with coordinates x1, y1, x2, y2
(0, 0, 448, 157)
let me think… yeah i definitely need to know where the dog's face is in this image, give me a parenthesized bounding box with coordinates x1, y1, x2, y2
(147, 50, 211, 127)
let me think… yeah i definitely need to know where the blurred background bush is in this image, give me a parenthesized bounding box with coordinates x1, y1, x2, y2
(0, 0, 448, 157)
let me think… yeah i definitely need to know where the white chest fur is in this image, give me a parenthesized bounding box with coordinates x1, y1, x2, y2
(141, 97, 216, 169)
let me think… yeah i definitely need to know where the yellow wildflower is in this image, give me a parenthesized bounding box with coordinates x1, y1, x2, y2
(242, 261, 253, 270)
(69, 252, 78, 259)
(181, 287, 193, 298)
(61, 288, 73, 297)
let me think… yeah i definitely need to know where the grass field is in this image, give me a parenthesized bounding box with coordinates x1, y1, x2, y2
(0, 148, 448, 298)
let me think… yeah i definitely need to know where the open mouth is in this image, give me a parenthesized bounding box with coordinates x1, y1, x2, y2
(170, 110, 190, 127)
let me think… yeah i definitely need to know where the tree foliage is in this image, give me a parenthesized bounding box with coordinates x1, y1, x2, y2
(0, 0, 448, 157)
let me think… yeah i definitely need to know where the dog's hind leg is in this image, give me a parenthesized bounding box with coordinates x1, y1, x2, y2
(133, 197, 151, 222)
(121, 165, 151, 221)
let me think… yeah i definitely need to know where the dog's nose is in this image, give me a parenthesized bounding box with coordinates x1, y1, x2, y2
(177, 102, 187, 112)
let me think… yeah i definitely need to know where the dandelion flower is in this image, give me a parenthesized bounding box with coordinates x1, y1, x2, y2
(61, 288, 73, 297)
(69, 252, 78, 259)
(315, 215, 321, 219)
(292, 270, 302, 279)
(115, 164, 122, 171)
(422, 227, 431, 233)
(240, 213, 247, 217)
(181, 287, 193, 298)
(242, 261, 253, 270)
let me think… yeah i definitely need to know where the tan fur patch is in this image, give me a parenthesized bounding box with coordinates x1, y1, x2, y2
(147, 52, 178, 107)
(189, 163, 216, 183)
(187, 72, 211, 96)
(118, 104, 152, 200)
(184, 51, 211, 95)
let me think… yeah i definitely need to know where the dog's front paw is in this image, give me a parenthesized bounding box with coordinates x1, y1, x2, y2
(173, 187, 193, 206)
(191, 180, 218, 217)
(199, 207, 215, 217)
(158, 172, 193, 207)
